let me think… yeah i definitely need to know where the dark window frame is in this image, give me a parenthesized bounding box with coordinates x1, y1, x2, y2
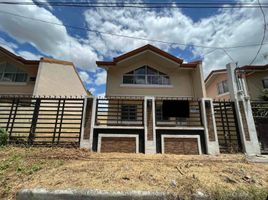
(121, 104, 137, 121)
(0, 62, 28, 83)
(122, 65, 170, 85)
(262, 78, 268, 89)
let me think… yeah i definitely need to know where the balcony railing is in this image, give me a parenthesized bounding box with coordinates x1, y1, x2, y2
(95, 97, 203, 128)
(155, 98, 203, 127)
(95, 97, 144, 126)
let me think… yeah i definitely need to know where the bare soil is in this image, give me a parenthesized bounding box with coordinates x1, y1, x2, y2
(0, 147, 268, 199)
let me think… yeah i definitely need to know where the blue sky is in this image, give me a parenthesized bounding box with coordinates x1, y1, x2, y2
(0, 0, 268, 96)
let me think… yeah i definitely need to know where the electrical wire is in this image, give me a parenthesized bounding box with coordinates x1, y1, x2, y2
(248, 0, 267, 65)
(0, 10, 268, 51)
(1, 1, 268, 8)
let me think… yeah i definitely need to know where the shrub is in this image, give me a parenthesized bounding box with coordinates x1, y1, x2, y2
(0, 128, 8, 146)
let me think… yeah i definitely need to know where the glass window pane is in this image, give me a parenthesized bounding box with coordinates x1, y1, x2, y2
(2, 73, 14, 82)
(15, 73, 27, 82)
(263, 79, 268, 88)
(123, 75, 134, 84)
(0, 63, 5, 72)
(223, 80, 229, 93)
(163, 76, 170, 85)
(134, 75, 146, 84)
(147, 67, 158, 75)
(5, 63, 18, 73)
(134, 67, 145, 75)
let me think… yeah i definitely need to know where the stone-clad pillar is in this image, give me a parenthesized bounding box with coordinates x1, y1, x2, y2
(80, 97, 96, 150)
(201, 98, 220, 155)
(144, 96, 156, 154)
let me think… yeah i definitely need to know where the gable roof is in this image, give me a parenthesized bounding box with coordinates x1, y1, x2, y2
(205, 64, 268, 84)
(205, 69, 227, 83)
(238, 64, 268, 71)
(0, 46, 39, 65)
(96, 44, 186, 67)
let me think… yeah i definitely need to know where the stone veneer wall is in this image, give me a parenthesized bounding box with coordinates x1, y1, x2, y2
(100, 137, 136, 153)
(163, 138, 199, 155)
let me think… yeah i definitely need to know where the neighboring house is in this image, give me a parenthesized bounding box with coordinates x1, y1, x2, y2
(89, 44, 211, 155)
(205, 69, 230, 100)
(0, 46, 87, 97)
(205, 65, 268, 100)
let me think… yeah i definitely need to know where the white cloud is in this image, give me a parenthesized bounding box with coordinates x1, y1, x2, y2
(0, 0, 99, 71)
(1, 0, 268, 80)
(83, 1, 268, 77)
(94, 70, 107, 85)
(88, 87, 96, 94)
(79, 71, 92, 84)
(17, 50, 42, 60)
(0, 38, 18, 53)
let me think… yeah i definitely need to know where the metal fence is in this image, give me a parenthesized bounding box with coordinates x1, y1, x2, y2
(95, 97, 144, 126)
(213, 101, 241, 153)
(155, 98, 203, 127)
(0, 96, 85, 147)
(251, 101, 268, 154)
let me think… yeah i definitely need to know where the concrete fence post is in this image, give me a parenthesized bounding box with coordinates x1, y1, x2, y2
(79, 96, 96, 150)
(226, 63, 261, 155)
(200, 98, 220, 155)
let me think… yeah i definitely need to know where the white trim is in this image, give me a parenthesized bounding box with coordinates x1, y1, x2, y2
(120, 84, 173, 88)
(32, 61, 43, 96)
(107, 94, 194, 98)
(97, 134, 139, 153)
(94, 125, 144, 129)
(205, 70, 227, 86)
(79, 97, 88, 148)
(0, 82, 27, 86)
(161, 134, 202, 155)
(144, 97, 148, 152)
(217, 92, 230, 97)
(155, 126, 204, 130)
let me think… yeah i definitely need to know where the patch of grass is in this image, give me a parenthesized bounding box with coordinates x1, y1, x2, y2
(0, 128, 8, 146)
(208, 186, 268, 200)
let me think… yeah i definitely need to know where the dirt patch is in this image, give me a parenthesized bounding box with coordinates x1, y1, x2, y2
(0, 147, 268, 200)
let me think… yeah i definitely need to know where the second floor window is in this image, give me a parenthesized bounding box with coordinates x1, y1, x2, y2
(262, 77, 268, 88)
(217, 80, 229, 95)
(0, 62, 28, 83)
(123, 65, 170, 85)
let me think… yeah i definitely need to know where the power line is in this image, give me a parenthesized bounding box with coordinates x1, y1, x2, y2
(1, 1, 268, 8)
(0, 10, 268, 51)
(249, 0, 267, 65)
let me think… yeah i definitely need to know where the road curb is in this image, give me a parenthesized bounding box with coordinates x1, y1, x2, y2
(16, 188, 177, 200)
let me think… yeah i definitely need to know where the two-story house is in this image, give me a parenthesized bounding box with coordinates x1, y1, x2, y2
(83, 44, 216, 155)
(0, 46, 87, 97)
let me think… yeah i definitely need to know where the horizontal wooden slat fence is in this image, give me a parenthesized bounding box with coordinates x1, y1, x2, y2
(0, 96, 85, 147)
